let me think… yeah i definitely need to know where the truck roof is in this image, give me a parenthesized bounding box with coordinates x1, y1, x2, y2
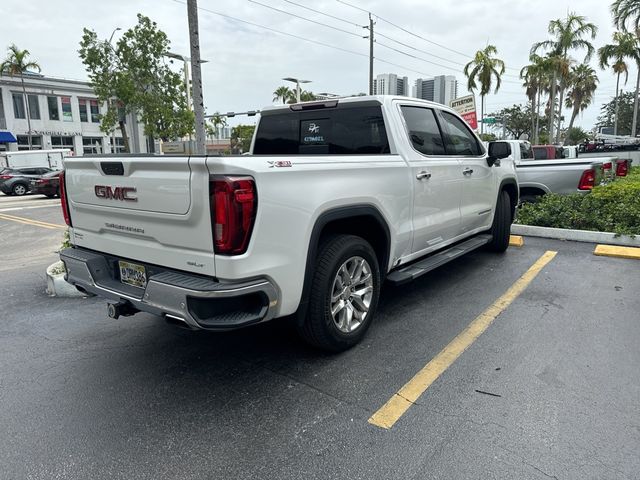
(260, 95, 457, 115)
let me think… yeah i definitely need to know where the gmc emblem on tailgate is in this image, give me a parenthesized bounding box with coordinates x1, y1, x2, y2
(95, 185, 137, 202)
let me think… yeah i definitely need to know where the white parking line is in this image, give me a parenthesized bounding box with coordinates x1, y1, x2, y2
(0, 203, 59, 212)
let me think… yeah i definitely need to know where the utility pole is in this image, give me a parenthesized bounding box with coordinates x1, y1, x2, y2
(368, 13, 374, 95)
(187, 0, 206, 155)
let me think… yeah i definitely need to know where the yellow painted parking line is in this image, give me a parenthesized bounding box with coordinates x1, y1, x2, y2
(0, 212, 65, 230)
(594, 244, 640, 260)
(368, 250, 558, 430)
(509, 235, 524, 247)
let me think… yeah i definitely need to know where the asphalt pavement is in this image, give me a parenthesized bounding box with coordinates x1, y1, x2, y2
(1, 193, 639, 479)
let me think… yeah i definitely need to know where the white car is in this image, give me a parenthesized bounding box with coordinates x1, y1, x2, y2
(60, 95, 516, 351)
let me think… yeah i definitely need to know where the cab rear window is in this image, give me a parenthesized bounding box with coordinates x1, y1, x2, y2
(253, 105, 390, 155)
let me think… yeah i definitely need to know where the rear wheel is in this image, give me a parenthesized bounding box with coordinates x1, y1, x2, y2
(298, 234, 381, 352)
(12, 183, 27, 196)
(486, 190, 512, 253)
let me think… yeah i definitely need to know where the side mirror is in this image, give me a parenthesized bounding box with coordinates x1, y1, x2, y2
(487, 141, 511, 167)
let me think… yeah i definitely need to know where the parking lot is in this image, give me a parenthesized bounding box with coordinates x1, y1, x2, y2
(1, 193, 639, 479)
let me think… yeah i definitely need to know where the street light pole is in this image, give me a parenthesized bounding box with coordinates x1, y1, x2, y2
(282, 77, 311, 103)
(187, 0, 206, 155)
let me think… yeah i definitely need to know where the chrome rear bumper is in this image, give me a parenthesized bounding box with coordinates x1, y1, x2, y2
(60, 247, 278, 330)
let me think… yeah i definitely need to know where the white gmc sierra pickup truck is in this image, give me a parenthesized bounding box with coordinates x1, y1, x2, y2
(60, 95, 517, 351)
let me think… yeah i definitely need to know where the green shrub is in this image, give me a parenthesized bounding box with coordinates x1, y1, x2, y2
(515, 166, 640, 236)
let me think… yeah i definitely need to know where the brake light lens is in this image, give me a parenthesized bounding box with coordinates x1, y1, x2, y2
(59, 171, 72, 226)
(616, 160, 628, 177)
(210, 176, 257, 255)
(578, 168, 596, 190)
(0, 175, 12, 180)
(603, 162, 612, 170)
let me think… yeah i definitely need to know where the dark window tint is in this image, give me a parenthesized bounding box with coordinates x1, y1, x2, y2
(27, 95, 40, 120)
(440, 111, 482, 156)
(400, 106, 445, 155)
(48, 96, 59, 120)
(253, 105, 390, 155)
(519, 142, 534, 160)
(533, 147, 548, 160)
(12, 93, 25, 119)
(79, 99, 88, 122)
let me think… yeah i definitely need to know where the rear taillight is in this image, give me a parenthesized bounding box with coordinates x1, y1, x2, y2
(603, 162, 612, 170)
(59, 171, 72, 226)
(578, 168, 596, 190)
(0, 175, 12, 180)
(210, 176, 257, 255)
(616, 160, 628, 177)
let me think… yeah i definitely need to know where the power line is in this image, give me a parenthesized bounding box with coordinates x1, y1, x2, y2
(375, 31, 466, 67)
(172, 0, 368, 58)
(336, 0, 522, 74)
(247, 0, 363, 38)
(282, 0, 364, 28)
(376, 41, 464, 73)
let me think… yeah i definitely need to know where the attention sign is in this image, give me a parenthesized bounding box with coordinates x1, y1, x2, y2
(450, 95, 478, 130)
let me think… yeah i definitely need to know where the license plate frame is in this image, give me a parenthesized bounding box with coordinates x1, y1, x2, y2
(118, 260, 147, 289)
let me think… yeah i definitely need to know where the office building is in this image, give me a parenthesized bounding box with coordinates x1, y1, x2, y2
(373, 73, 409, 96)
(414, 75, 458, 106)
(0, 72, 149, 154)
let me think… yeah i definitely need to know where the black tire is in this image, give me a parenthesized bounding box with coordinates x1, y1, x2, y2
(486, 190, 512, 253)
(519, 194, 541, 205)
(12, 183, 28, 196)
(298, 234, 381, 352)
(45, 193, 56, 199)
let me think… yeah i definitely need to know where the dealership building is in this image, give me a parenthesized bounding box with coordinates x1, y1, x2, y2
(0, 72, 149, 155)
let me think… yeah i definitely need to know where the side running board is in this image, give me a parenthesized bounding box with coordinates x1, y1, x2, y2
(386, 234, 492, 286)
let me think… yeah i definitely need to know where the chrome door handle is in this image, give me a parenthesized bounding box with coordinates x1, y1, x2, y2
(416, 171, 431, 180)
(463, 168, 474, 176)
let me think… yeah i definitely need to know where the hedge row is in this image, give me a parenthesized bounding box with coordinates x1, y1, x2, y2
(515, 166, 640, 236)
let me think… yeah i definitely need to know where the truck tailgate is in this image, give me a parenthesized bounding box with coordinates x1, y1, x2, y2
(64, 156, 215, 276)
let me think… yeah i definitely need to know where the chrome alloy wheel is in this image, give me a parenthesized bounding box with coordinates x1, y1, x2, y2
(330, 256, 374, 333)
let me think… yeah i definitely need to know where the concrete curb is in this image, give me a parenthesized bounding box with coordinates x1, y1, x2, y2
(46, 260, 86, 298)
(511, 224, 640, 247)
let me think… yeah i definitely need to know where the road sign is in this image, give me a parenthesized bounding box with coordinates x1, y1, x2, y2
(482, 117, 497, 124)
(450, 95, 478, 130)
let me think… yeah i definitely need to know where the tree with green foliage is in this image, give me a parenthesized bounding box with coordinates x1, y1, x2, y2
(531, 13, 597, 142)
(611, 0, 640, 135)
(206, 112, 227, 139)
(596, 91, 635, 135)
(273, 86, 292, 104)
(464, 45, 505, 135)
(564, 64, 598, 142)
(488, 104, 543, 140)
(598, 31, 640, 134)
(520, 54, 553, 143)
(79, 14, 194, 152)
(564, 126, 590, 145)
(231, 124, 256, 153)
(0, 44, 41, 149)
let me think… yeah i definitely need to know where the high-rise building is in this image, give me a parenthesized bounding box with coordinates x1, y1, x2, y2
(414, 75, 458, 106)
(373, 73, 409, 96)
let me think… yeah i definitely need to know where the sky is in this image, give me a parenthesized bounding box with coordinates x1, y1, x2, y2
(1, 0, 632, 132)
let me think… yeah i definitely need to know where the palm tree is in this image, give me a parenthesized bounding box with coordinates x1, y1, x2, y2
(520, 54, 553, 143)
(0, 44, 41, 149)
(463, 45, 505, 134)
(563, 65, 599, 142)
(598, 31, 640, 134)
(611, 0, 640, 136)
(206, 112, 227, 140)
(273, 86, 292, 104)
(531, 13, 597, 142)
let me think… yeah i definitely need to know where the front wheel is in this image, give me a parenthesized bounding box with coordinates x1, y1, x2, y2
(12, 183, 27, 196)
(298, 235, 381, 352)
(486, 190, 512, 253)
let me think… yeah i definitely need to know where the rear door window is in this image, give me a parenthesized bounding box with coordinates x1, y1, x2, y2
(439, 111, 482, 156)
(400, 106, 446, 156)
(533, 147, 548, 160)
(253, 105, 390, 155)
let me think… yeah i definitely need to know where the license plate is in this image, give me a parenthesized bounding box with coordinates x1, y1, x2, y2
(118, 261, 147, 288)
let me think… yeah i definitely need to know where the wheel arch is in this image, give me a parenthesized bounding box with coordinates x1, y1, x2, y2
(295, 204, 391, 325)
(499, 178, 518, 219)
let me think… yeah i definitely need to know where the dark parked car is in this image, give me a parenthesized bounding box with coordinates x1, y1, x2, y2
(0, 167, 56, 196)
(29, 170, 62, 198)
